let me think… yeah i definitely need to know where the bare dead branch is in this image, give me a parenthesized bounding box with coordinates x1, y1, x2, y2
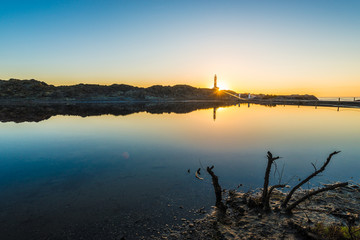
(281, 151, 340, 209)
(285, 182, 348, 213)
(206, 165, 226, 212)
(262, 151, 280, 211)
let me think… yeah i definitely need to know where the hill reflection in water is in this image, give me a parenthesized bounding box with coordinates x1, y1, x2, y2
(0, 101, 237, 123)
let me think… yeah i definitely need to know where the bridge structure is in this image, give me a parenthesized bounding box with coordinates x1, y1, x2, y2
(221, 90, 249, 100)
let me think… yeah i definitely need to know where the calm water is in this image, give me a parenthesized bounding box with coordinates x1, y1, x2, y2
(1, 103, 360, 239)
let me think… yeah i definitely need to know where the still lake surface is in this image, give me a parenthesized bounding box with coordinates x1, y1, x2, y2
(0, 103, 359, 239)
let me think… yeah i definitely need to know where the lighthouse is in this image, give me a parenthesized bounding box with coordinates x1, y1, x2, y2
(213, 74, 218, 90)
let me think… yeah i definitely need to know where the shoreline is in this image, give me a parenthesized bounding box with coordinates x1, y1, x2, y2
(154, 151, 360, 240)
(0, 99, 237, 104)
(154, 185, 360, 240)
(248, 99, 360, 109)
(0, 98, 359, 108)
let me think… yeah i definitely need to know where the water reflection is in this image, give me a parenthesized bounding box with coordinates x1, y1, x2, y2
(0, 101, 358, 123)
(0, 101, 236, 123)
(0, 104, 359, 239)
(213, 107, 217, 121)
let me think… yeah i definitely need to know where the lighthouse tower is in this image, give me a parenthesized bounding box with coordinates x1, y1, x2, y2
(213, 74, 218, 90)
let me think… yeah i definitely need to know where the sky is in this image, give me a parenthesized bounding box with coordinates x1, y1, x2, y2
(0, 0, 359, 97)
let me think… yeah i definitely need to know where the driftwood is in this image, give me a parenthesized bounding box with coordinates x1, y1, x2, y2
(199, 150, 347, 219)
(262, 151, 280, 211)
(206, 166, 226, 212)
(195, 168, 204, 180)
(285, 182, 348, 213)
(281, 151, 340, 209)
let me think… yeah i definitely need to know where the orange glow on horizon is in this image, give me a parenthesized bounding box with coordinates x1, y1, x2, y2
(14, 75, 360, 98)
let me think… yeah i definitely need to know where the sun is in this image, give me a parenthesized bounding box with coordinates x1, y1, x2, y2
(217, 81, 229, 91)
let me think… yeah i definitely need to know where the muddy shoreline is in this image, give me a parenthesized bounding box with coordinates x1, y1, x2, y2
(154, 185, 360, 240)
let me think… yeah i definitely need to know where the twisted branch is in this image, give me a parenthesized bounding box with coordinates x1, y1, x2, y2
(285, 182, 348, 213)
(281, 151, 340, 209)
(206, 166, 226, 212)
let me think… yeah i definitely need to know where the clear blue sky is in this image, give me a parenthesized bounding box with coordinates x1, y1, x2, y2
(1, 0, 359, 96)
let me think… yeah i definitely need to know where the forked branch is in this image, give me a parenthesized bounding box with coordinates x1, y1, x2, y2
(281, 151, 340, 209)
(262, 151, 280, 211)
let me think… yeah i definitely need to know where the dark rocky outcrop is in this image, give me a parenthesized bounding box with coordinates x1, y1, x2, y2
(0, 79, 321, 102)
(0, 79, 233, 101)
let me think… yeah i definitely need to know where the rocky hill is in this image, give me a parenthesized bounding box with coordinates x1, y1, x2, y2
(0, 79, 235, 101)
